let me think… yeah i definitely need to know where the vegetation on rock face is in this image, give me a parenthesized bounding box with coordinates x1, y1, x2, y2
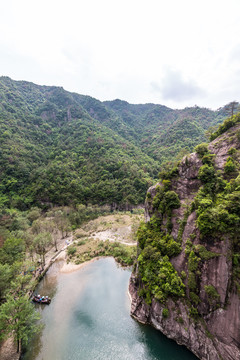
(136, 183, 184, 304)
(210, 112, 240, 141)
(135, 115, 240, 315)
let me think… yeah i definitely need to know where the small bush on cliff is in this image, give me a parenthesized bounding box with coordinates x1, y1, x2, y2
(195, 245, 220, 261)
(204, 285, 220, 304)
(194, 143, 209, 157)
(189, 306, 199, 319)
(158, 167, 179, 180)
(228, 147, 237, 155)
(164, 191, 181, 212)
(188, 272, 197, 291)
(162, 308, 169, 318)
(190, 292, 200, 305)
(224, 157, 237, 174)
(202, 153, 216, 165)
(188, 250, 200, 272)
(210, 113, 240, 141)
(198, 164, 216, 184)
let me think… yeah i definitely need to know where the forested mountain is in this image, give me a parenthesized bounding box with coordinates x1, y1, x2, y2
(0, 76, 229, 209)
(103, 100, 226, 163)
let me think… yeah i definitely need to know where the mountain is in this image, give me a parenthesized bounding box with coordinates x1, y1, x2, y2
(103, 99, 226, 163)
(0, 76, 230, 209)
(129, 114, 240, 359)
(0, 77, 160, 209)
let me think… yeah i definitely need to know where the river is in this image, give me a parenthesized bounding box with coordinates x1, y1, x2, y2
(23, 257, 198, 360)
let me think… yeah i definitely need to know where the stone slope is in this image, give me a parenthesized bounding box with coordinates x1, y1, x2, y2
(129, 123, 240, 360)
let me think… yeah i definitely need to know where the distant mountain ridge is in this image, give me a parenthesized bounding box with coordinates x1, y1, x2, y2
(0, 76, 230, 209)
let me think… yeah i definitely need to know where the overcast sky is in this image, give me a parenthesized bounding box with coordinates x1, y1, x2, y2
(0, 0, 240, 109)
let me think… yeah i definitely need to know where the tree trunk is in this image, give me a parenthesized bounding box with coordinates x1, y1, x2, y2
(17, 338, 20, 353)
(54, 238, 58, 252)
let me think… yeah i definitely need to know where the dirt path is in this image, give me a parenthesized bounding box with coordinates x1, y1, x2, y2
(0, 338, 20, 360)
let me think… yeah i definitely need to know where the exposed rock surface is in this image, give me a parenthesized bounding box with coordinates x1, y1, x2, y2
(129, 126, 240, 360)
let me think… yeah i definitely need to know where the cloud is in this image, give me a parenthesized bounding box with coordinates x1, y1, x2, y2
(151, 69, 205, 103)
(0, 1, 240, 109)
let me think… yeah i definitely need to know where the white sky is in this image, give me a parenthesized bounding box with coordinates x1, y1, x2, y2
(0, 0, 240, 109)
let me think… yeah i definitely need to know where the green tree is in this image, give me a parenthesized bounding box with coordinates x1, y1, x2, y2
(54, 210, 70, 238)
(0, 237, 25, 265)
(0, 294, 41, 353)
(33, 232, 52, 268)
(0, 263, 12, 300)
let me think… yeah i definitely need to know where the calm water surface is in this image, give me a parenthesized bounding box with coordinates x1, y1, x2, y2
(23, 257, 197, 360)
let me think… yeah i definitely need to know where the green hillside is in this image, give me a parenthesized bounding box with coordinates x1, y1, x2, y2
(0, 76, 229, 209)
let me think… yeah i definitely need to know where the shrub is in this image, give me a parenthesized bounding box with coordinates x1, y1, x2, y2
(195, 143, 209, 157)
(197, 205, 238, 235)
(227, 147, 237, 155)
(210, 113, 240, 141)
(146, 192, 152, 200)
(67, 246, 77, 256)
(224, 157, 236, 174)
(198, 165, 216, 184)
(189, 307, 198, 318)
(159, 167, 179, 180)
(202, 153, 215, 165)
(162, 308, 169, 318)
(158, 234, 182, 257)
(188, 272, 197, 290)
(164, 191, 181, 211)
(188, 251, 199, 271)
(204, 285, 220, 303)
(195, 245, 220, 260)
(237, 130, 240, 142)
(190, 292, 200, 305)
(181, 270, 186, 279)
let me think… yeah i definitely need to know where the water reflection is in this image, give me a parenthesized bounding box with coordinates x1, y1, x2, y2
(23, 258, 198, 360)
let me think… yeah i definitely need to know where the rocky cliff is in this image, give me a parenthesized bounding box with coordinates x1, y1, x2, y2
(129, 122, 240, 360)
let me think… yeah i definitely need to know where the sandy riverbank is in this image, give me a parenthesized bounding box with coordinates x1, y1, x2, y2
(59, 252, 101, 273)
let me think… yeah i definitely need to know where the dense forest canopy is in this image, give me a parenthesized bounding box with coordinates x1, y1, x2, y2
(0, 76, 233, 210)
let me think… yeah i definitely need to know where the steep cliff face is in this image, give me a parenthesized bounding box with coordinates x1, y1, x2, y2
(129, 123, 240, 360)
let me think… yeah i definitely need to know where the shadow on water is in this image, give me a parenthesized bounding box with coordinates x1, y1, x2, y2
(23, 257, 198, 360)
(136, 323, 197, 360)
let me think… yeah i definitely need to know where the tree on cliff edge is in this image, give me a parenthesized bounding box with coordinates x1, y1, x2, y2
(225, 101, 239, 118)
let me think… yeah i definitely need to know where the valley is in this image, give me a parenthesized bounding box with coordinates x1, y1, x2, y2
(0, 77, 240, 360)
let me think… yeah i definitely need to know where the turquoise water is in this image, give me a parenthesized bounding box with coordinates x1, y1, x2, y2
(23, 258, 198, 360)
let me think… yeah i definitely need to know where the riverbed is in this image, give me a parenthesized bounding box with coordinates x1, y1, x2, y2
(23, 258, 197, 360)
